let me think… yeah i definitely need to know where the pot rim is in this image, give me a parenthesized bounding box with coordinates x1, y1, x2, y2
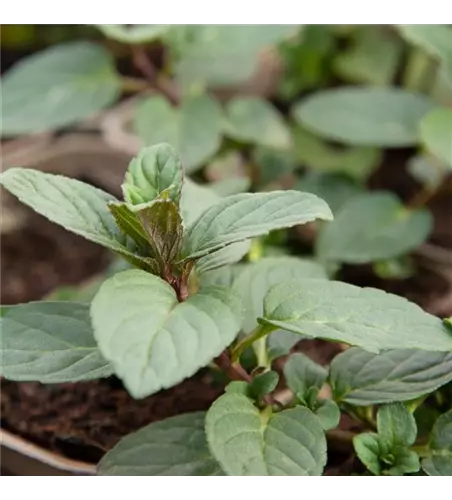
(0, 428, 96, 475)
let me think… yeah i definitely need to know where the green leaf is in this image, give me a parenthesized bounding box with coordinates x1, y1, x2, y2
(209, 178, 252, 197)
(182, 191, 333, 261)
(196, 241, 251, 274)
(419, 108, 452, 167)
(294, 172, 365, 214)
(283, 353, 328, 396)
(377, 403, 417, 448)
(97, 412, 222, 476)
(398, 25, 452, 82)
(122, 143, 184, 206)
(330, 348, 452, 406)
(232, 257, 327, 334)
(249, 371, 279, 400)
(90, 270, 242, 398)
(316, 192, 433, 264)
(291, 126, 381, 182)
(107, 202, 150, 252)
(95, 24, 170, 44)
(408, 154, 447, 190)
(314, 400, 340, 431)
(225, 381, 250, 396)
(2, 41, 121, 136)
(293, 87, 432, 147)
(170, 25, 298, 90)
(422, 410, 452, 476)
(133, 95, 222, 173)
(180, 178, 221, 228)
(0, 168, 138, 259)
(260, 279, 452, 353)
(224, 98, 291, 150)
(334, 27, 402, 86)
(353, 433, 382, 475)
(0, 302, 112, 383)
(205, 393, 327, 475)
(198, 264, 246, 289)
(252, 147, 297, 186)
(137, 200, 183, 265)
(267, 330, 301, 360)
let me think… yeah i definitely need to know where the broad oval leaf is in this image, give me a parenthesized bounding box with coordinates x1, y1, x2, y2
(259, 279, 452, 353)
(134, 95, 222, 173)
(90, 270, 242, 399)
(335, 349, 452, 406)
(293, 87, 432, 147)
(422, 410, 452, 476)
(98, 412, 222, 476)
(205, 393, 327, 476)
(0, 302, 112, 383)
(2, 41, 121, 136)
(182, 190, 333, 261)
(96, 24, 170, 44)
(224, 97, 291, 150)
(330, 347, 452, 406)
(419, 108, 452, 167)
(122, 143, 183, 206)
(232, 256, 327, 333)
(377, 403, 417, 448)
(398, 25, 452, 82)
(316, 192, 433, 264)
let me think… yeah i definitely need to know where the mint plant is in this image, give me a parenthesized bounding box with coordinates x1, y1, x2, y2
(1, 142, 452, 476)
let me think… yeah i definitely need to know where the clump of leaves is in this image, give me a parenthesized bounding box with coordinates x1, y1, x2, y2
(1, 143, 452, 476)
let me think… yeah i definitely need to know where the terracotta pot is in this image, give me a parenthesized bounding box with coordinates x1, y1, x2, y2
(0, 429, 96, 476)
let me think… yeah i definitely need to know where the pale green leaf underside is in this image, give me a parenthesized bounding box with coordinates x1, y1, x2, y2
(90, 270, 242, 399)
(316, 192, 433, 264)
(232, 256, 327, 333)
(293, 87, 432, 147)
(2, 41, 121, 136)
(260, 279, 452, 353)
(0, 302, 112, 383)
(419, 108, 452, 168)
(134, 95, 222, 173)
(422, 410, 452, 476)
(183, 190, 333, 260)
(0, 168, 135, 254)
(224, 97, 291, 150)
(98, 412, 223, 476)
(329, 347, 452, 406)
(205, 393, 326, 476)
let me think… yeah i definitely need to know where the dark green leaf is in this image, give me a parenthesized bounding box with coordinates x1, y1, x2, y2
(422, 410, 452, 476)
(353, 433, 382, 475)
(249, 371, 279, 400)
(108, 202, 150, 251)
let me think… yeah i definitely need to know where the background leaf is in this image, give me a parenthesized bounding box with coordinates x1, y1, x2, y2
(293, 87, 432, 147)
(91, 270, 242, 398)
(98, 412, 222, 476)
(0, 302, 112, 382)
(419, 108, 452, 167)
(316, 192, 433, 264)
(330, 348, 452, 406)
(2, 41, 121, 135)
(134, 95, 223, 173)
(95, 24, 170, 44)
(260, 279, 452, 353)
(205, 392, 327, 475)
(223, 97, 291, 149)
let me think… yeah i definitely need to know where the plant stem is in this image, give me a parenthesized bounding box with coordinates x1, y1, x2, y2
(121, 76, 149, 93)
(131, 45, 180, 104)
(230, 323, 276, 362)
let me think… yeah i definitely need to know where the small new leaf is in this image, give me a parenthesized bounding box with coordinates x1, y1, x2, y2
(98, 412, 223, 476)
(122, 143, 183, 206)
(249, 371, 279, 401)
(90, 270, 242, 398)
(182, 191, 333, 261)
(283, 353, 328, 396)
(205, 393, 327, 475)
(0, 302, 112, 383)
(377, 403, 417, 448)
(260, 279, 452, 353)
(422, 410, 452, 476)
